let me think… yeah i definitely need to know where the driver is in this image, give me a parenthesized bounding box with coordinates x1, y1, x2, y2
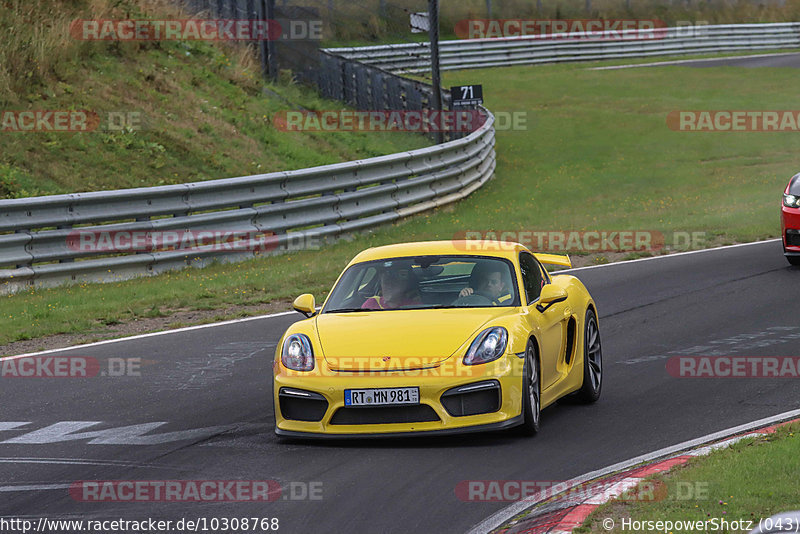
(459, 265, 512, 305)
(362, 266, 422, 310)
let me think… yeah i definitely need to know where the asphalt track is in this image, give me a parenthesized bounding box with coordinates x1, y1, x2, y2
(1, 239, 799, 533)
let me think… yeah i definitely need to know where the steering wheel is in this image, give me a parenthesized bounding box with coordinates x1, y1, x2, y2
(452, 293, 493, 306)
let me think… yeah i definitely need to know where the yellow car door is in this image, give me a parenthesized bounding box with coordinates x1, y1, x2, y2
(519, 252, 566, 392)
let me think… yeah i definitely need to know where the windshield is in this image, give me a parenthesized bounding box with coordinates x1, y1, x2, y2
(323, 255, 520, 312)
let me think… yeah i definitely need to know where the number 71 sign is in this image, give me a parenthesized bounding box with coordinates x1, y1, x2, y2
(450, 84, 483, 107)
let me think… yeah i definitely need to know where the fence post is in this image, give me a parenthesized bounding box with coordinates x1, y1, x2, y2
(259, 0, 268, 77)
(266, 0, 278, 81)
(428, 0, 443, 145)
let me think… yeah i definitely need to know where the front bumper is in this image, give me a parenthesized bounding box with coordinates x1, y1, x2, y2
(782, 205, 800, 253)
(275, 415, 524, 439)
(273, 355, 525, 437)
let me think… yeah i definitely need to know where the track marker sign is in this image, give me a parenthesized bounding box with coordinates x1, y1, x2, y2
(451, 85, 483, 107)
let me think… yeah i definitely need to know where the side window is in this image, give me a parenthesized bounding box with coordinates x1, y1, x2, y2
(519, 253, 543, 304)
(538, 260, 551, 285)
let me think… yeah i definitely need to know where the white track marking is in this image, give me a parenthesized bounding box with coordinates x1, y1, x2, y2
(591, 52, 800, 70)
(0, 457, 180, 468)
(0, 484, 72, 492)
(559, 238, 780, 274)
(1, 310, 297, 360)
(0, 421, 231, 445)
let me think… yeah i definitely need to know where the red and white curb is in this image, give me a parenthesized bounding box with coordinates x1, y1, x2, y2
(468, 408, 800, 534)
(546, 420, 797, 534)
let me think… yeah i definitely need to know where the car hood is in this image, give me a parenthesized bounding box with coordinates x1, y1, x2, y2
(316, 308, 512, 370)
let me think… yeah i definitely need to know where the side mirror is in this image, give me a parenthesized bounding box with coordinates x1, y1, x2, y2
(536, 285, 568, 313)
(293, 294, 316, 318)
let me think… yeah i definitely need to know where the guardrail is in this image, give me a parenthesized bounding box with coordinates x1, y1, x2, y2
(14, 20, 789, 294)
(0, 110, 495, 294)
(325, 23, 800, 73)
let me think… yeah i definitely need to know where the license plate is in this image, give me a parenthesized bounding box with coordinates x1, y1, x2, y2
(344, 387, 419, 406)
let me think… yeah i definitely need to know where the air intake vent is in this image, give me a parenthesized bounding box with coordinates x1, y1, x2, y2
(330, 405, 440, 425)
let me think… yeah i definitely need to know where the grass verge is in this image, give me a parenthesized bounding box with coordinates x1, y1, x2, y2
(0, 0, 427, 197)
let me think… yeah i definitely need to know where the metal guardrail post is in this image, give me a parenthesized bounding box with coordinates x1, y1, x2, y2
(0, 110, 496, 294)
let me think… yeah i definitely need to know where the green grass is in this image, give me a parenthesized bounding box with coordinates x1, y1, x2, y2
(2, 58, 797, 349)
(434, 61, 794, 243)
(0, 41, 428, 196)
(573, 422, 800, 533)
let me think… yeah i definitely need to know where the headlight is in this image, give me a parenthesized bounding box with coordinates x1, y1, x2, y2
(281, 334, 315, 371)
(784, 194, 800, 208)
(464, 327, 508, 365)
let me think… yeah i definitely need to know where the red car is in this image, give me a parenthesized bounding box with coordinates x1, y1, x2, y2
(783, 173, 800, 266)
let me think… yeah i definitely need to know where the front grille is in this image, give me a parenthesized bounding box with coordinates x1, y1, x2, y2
(786, 230, 800, 247)
(441, 381, 501, 417)
(329, 405, 440, 425)
(279, 388, 328, 422)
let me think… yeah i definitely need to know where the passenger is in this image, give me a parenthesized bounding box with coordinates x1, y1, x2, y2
(459, 265, 513, 305)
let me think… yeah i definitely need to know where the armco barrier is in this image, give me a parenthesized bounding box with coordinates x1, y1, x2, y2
(11, 20, 790, 294)
(325, 23, 800, 74)
(0, 110, 495, 294)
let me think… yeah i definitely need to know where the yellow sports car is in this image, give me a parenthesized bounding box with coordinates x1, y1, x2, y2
(273, 240, 602, 438)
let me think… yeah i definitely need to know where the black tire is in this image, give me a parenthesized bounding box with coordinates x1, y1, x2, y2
(574, 308, 602, 403)
(517, 340, 541, 436)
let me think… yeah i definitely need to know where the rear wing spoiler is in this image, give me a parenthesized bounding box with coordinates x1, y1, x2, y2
(533, 253, 571, 268)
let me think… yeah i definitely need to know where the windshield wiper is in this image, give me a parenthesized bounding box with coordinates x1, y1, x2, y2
(324, 307, 375, 313)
